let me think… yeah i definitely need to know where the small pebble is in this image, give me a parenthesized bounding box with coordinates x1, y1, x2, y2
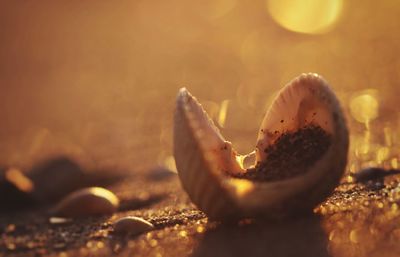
(113, 216, 154, 235)
(29, 157, 86, 203)
(52, 187, 119, 217)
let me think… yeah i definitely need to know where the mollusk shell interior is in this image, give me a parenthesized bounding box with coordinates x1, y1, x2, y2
(173, 73, 349, 220)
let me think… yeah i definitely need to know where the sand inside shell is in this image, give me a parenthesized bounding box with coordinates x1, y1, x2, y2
(233, 125, 331, 182)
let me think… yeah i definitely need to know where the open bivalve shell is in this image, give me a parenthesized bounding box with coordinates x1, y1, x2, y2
(173, 73, 349, 220)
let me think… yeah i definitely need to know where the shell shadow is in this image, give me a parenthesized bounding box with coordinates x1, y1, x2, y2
(191, 214, 330, 257)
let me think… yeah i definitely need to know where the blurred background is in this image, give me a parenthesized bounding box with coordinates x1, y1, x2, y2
(1, 0, 400, 173)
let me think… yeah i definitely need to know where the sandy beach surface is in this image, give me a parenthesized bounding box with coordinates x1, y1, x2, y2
(1, 1, 400, 256)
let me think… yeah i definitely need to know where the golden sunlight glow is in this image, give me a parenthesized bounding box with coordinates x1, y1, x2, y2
(391, 158, 398, 169)
(376, 147, 390, 164)
(266, 0, 343, 34)
(346, 175, 354, 183)
(349, 229, 360, 243)
(350, 92, 379, 125)
(217, 100, 230, 128)
(232, 179, 254, 197)
(5, 168, 34, 192)
(354, 131, 371, 158)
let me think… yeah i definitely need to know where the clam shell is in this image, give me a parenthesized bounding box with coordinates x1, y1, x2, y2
(52, 187, 119, 217)
(113, 216, 154, 235)
(173, 73, 349, 220)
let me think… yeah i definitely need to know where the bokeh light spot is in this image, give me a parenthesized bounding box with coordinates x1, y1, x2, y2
(350, 91, 379, 124)
(232, 179, 254, 197)
(5, 167, 34, 192)
(217, 100, 230, 128)
(266, 0, 343, 34)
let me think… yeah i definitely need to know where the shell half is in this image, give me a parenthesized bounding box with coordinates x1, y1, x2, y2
(173, 73, 349, 220)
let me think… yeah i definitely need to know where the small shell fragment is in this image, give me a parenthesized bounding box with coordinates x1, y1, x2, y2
(113, 216, 154, 235)
(52, 187, 119, 217)
(49, 216, 72, 225)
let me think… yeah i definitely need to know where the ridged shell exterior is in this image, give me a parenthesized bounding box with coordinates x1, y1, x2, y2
(174, 73, 349, 220)
(174, 90, 239, 218)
